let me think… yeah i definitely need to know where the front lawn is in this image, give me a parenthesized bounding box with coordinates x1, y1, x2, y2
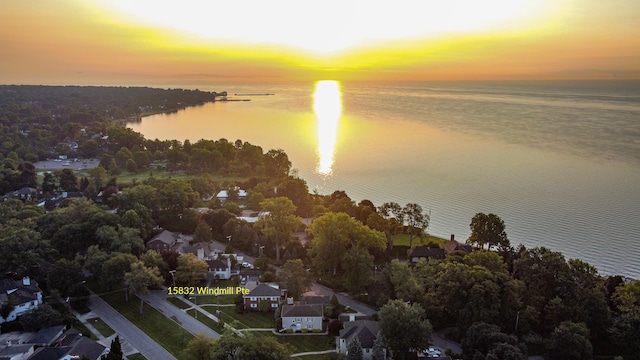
(87, 317, 115, 337)
(217, 307, 275, 329)
(393, 233, 447, 247)
(254, 332, 335, 354)
(100, 290, 194, 358)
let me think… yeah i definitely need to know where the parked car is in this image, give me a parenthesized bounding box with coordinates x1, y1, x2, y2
(424, 347, 442, 357)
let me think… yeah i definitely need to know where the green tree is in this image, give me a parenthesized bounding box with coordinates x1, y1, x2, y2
(403, 203, 430, 248)
(347, 337, 364, 360)
(102, 252, 137, 291)
(264, 148, 291, 178)
(281, 259, 311, 300)
(185, 333, 215, 360)
(374, 202, 405, 251)
(48, 258, 86, 298)
(175, 253, 208, 286)
(125, 261, 163, 314)
(102, 335, 123, 360)
(341, 246, 374, 294)
(466, 213, 509, 250)
(371, 332, 386, 360)
(19, 304, 63, 331)
(547, 321, 593, 360)
(58, 168, 79, 191)
(210, 332, 291, 360)
(307, 212, 385, 275)
(609, 280, 640, 359)
(378, 300, 432, 360)
(462, 322, 525, 359)
(255, 197, 303, 262)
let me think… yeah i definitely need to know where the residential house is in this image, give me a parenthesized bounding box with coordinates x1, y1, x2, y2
(281, 304, 323, 332)
(146, 230, 181, 252)
(216, 188, 247, 203)
(0, 277, 43, 324)
(443, 239, 473, 256)
(339, 320, 386, 360)
(27, 325, 66, 346)
(207, 258, 231, 280)
(27, 328, 108, 360)
(0, 343, 35, 359)
(2, 187, 38, 202)
(243, 283, 281, 311)
(407, 246, 446, 263)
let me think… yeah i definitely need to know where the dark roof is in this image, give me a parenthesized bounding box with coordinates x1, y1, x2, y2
(0, 344, 34, 358)
(409, 246, 445, 260)
(0, 277, 42, 304)
(26, 347, 69, 360)
(207, 259, 228, 270)
(245, 283, 281, 297)
(339, 320, 380, 349)
(148, 230, 179, 245)
(281, 304, 323, 318)
(57, 328, 82, 346)
(443, 240, 472, 254)
(27, 325, 65, 345)
(64, 336, 107, 360)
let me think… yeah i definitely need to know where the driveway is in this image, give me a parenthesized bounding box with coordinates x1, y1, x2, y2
(87, 293, 176, 360)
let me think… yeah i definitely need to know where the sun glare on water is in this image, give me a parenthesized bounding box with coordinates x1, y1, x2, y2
(313, 80, 342, 175)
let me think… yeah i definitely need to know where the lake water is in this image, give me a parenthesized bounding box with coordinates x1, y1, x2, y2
(128, 80, 640, 279)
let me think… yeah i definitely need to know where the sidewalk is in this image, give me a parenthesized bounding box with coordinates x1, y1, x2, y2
(86, 293, 177, 360)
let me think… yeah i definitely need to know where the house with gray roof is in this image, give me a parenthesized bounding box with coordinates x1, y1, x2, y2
(27, 325, 65, 346)
(0, 277, 43, 324)
(339, 320, 386, 360)
(281, 304, 323, 331)
(146, 230, 181, 252)
(243, 283, 281, 311)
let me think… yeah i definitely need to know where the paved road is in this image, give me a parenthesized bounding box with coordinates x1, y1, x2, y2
(87, 293, 177, 360)
(143, 289, 221, 339)
(309, 283, 378, 316)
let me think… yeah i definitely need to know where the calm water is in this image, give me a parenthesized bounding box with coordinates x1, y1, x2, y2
(128, 80, 640, 279)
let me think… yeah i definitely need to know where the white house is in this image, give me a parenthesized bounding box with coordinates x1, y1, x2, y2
(216, 188, 247, 203)
(206, 258, 231, 280)
(0, 277, 43, 324)
(281, 304, 323, 332)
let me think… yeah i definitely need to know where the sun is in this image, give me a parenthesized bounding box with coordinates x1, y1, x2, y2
(96, 0, 553, 55)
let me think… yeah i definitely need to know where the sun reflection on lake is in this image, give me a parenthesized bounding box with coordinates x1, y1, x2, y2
(313, 80, 342, 176)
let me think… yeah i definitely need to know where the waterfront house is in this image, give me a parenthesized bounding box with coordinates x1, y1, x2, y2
(281, 304, 323, 331)
(443, 240, 472, 256)
(407, 246, 446, 263)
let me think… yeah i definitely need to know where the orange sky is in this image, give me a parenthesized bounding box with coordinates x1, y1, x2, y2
(1, 0, 639, 84)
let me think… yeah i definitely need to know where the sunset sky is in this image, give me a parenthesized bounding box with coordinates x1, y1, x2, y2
(2, 0, 639, 84)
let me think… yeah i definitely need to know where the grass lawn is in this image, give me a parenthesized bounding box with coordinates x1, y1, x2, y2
(394, 233, 448, 247)
(87, 317, 115, 337)
(100, 290, 194, 359)
(166, 296, 226, 334)
(126, 353, 147, 360)
(217, 307, 275, 329)
(254, 332, 335, 354)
